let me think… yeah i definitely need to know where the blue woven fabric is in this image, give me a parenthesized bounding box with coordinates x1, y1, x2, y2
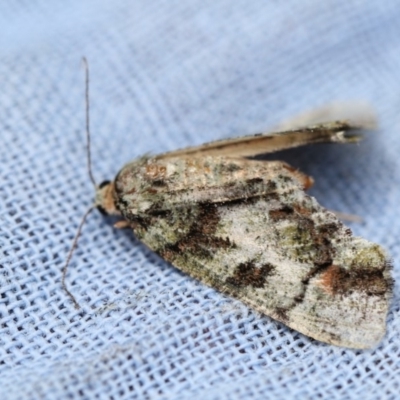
(1, 1, 399, 399)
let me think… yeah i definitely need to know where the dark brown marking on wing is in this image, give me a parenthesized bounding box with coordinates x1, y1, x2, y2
(151, 179, 168, 187)
(319, 264, 390, 296)
(268, 205, 294, 220)
(225, 261, 275, 288)
(274, 307, 290, 323)
(245, 177, 264, 185)
(217, 179, 278, 204)
(159, 203, 236, 261)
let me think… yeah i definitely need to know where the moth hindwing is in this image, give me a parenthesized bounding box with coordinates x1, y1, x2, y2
(91, 122, 391, 349)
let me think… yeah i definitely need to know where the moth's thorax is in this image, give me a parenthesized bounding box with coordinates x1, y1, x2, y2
(95, 181, 120, 215)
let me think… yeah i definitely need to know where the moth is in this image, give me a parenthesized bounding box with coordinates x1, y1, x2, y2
(63, 62, 392, 349)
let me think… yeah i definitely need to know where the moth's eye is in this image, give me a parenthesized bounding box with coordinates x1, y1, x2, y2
(97, 205, 108, 216)
(99, 180, 111, 188)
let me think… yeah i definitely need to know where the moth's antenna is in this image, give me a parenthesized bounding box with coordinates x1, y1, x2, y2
(62, 205, 95, 309)
(82, 57, 97, 187)
(62, 58, 97, 309)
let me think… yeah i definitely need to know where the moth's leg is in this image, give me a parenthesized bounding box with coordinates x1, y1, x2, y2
(114, 220, 131, 229)
(114, 220, 145, 230)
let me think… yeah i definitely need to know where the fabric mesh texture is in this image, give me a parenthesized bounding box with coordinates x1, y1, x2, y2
(0, 1, 399, 399)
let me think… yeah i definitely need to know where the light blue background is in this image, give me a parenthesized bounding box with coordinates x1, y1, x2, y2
(0, 1, 399, 399)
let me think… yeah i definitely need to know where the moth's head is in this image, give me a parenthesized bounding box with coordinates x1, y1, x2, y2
(95, 180, 120, 216)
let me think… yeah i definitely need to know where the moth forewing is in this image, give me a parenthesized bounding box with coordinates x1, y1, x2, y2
(160, 121, 363, 159)
(112, 157, 313, 215)
(89, 121, 392, 349)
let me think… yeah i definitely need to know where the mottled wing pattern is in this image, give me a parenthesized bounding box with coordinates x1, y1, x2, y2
(114, 156, 392, 348)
